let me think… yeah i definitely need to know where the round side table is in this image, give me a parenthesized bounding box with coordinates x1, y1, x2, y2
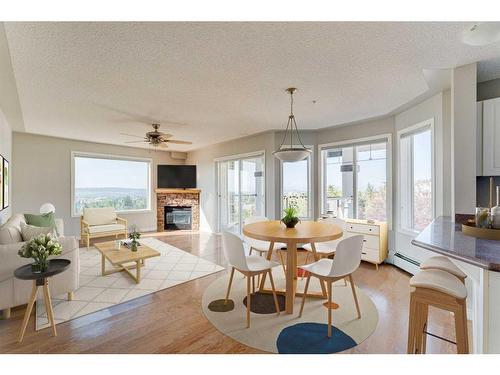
(14, 259, 71, 343)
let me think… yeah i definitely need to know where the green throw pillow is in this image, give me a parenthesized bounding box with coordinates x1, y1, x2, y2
(24, 212, 59, 236)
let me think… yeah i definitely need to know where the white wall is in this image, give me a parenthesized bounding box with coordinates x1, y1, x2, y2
(12, 133, 183, 236)
(0, 110, 11, 225)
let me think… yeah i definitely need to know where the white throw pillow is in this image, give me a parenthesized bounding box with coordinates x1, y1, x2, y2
(20, 222, 56, 241)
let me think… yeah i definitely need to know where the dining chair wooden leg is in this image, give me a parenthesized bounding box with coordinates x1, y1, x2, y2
(267, 270, 280, 315)
(252, 276, 256, 294)
(299, 274, 311, 318)
(225, 267, 235, 304)
(246, 275, 251, 328)
(249, 247, 253, 256)
(279, 250, 286, 274)
(348, 274, 361, 319)
(301, 253, 310, 280)
(327, 280, 333, 338)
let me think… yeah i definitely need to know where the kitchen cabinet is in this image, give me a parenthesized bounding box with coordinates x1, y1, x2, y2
(483, 97, 500, 176)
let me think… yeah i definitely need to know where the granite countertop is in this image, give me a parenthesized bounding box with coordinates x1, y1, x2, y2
(412, 216, 500, 272)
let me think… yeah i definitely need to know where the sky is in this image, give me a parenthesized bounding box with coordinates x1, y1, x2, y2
(75, 157, 149, 189)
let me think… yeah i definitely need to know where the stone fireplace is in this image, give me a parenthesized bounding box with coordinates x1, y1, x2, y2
(156, 189, 200, 231)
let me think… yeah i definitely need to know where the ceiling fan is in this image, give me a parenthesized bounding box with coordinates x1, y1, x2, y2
(121, 124, 192, 148)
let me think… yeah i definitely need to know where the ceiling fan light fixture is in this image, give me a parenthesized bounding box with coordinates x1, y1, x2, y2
(273, 87, 311, 162)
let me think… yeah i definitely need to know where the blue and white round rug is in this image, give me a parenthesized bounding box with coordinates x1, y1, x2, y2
(202, 268, 378, 354)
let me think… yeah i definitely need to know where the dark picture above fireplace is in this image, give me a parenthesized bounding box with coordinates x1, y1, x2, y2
(164, 206, 192, 230)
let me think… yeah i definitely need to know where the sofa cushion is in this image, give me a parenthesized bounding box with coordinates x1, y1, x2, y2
(83, 207, 117, 226)
(0, 215, 25, 245)
(20, 222, 56, 241)
(87, 223, 126, 234)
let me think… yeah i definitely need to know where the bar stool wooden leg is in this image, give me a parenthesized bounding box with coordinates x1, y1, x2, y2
(407, 292, 417, 354)
(414, 301, 427, 354)
(454, 300, 469, 354)
(420, 303, 429, 354)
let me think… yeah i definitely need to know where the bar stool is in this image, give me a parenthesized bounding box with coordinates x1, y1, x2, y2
(420, 256, 466, 284)
(407, 269, 469, 354)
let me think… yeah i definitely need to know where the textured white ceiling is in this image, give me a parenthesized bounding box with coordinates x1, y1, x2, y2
(4, 22, 500, 151)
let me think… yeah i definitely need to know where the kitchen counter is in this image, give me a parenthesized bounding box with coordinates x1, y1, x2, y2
(412, 216, 500, 272)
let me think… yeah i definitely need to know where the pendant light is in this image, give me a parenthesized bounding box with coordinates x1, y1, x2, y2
(273, 87, 312, 162)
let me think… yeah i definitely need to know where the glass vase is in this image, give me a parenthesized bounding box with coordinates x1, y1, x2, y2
(31, 259, 49, 273)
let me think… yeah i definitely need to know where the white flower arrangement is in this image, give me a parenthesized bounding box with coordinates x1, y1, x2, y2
(18, 233, 62, 271)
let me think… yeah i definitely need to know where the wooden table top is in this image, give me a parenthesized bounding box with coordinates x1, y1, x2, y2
(242, 220, 343, 244)
(94, 241, 160, 265)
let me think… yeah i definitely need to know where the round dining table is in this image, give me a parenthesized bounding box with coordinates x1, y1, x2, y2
(242, 220, 343, 314)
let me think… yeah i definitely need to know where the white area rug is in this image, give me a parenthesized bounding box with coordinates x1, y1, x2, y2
(202, 269, 378, 353)
(36, 237, 224, 330)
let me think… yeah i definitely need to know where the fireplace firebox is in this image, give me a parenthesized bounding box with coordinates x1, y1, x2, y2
(164, 206, 192, 230)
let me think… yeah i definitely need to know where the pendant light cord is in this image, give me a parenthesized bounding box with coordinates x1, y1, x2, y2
(277, 89, 308, 150)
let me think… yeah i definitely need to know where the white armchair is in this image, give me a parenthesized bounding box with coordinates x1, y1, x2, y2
(80, 207, 128, 248)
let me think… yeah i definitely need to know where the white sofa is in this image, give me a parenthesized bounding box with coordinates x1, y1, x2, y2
(0, 214, 79, 318)
(80, 207, 128, 248)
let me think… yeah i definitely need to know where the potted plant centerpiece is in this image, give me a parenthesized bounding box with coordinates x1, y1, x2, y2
(129, 230, 141, 252)
(282, 206, 300, 228)
(18, 233, 62, 273)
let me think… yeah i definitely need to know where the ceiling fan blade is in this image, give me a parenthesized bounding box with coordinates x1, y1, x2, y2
(158, 133, 173, 138)
(120, 133, 144, 139)
(124, 140, 147, 143)
(158, 142, 168, 148)
(165, 139, 192, 145)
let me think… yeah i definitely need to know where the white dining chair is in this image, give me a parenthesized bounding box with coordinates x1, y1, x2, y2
(243, 216, 286, 275)
(221, 231, 281, 328)
(302, 217, 346, 262)
(298, 235, 364, 337)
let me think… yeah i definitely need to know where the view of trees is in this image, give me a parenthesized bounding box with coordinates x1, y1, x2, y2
(413, 179, 432, 230)
(74, 188, 148, 214)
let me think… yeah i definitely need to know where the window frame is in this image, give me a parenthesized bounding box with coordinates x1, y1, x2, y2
(318, 134, 392, 228)
(279, 147, 314, 220)
(396, 119, 435, 235)
(71, 151, 152, 217)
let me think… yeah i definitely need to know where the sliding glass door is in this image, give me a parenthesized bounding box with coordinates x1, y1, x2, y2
(217, 153, 265, 233)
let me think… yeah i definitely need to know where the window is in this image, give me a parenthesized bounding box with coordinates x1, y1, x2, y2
(72, 153, 151, 216)
(320, 137, 390, 222)
(399, 122, 433, 233)
(281, 153, 312, 219)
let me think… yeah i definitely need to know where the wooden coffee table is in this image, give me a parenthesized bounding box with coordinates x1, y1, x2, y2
(94, 241, 160, 284)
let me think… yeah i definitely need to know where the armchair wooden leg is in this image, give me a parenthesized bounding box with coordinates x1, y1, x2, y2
(86, 235, 90, 249)
(267, 270, 280, 315)
(1, 308, 11, 319)
(327, 281, 333, 338)
(225, 267, 235, 304)
(68, 291, 74, 301)
(299, 274, 311, 318)
(246, 275, 251, 328)
(348, 274, 361, 319)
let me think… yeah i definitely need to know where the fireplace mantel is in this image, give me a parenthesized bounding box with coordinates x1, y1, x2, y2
(156, 189, 200, 231)
(155, 188, 200, 194)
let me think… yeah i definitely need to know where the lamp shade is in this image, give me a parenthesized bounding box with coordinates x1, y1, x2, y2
(39, 203, 56, 214)
(273, 147, 311, 162)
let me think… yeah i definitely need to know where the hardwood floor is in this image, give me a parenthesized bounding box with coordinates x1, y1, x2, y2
(0, 231, 460, 354)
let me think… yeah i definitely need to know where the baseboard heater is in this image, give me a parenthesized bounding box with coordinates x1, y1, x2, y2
(393, 252, 421, 275)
